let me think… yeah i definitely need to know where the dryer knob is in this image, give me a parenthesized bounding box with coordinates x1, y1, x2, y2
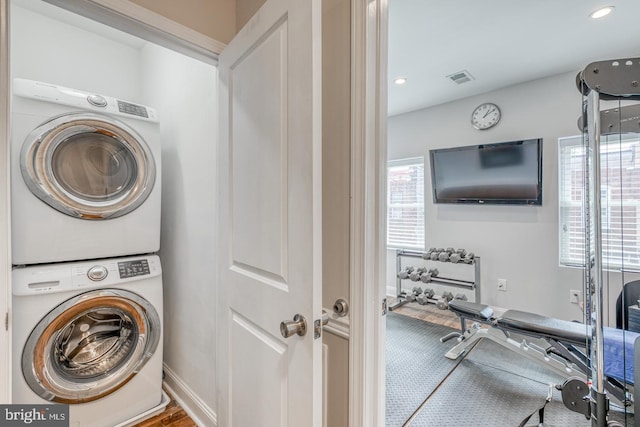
(87, 94, 107, 107)
(87, 265, 108, 281)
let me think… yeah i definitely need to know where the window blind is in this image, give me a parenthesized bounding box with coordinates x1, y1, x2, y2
(387, 158, 425, 249)
(559, 135, 640, 270)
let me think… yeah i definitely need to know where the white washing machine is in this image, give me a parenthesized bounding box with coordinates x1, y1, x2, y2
(11, 78, 161, 265)
(12, 255, 165, 427)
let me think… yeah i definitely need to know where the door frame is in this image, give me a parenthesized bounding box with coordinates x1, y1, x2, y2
(0, 0, 389, 422)
(0, 0, 10, 404)
(349, 0, 388, 425)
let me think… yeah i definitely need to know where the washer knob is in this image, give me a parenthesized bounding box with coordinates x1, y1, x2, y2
(87, 265, 108, 281)
(87, 94, 107, 107)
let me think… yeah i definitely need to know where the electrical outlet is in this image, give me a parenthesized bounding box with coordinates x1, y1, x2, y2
(497, 278, 507, 292)
(570, 290, 582, 304)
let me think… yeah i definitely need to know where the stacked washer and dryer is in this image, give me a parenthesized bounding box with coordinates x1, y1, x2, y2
(10, 79, 166, 427)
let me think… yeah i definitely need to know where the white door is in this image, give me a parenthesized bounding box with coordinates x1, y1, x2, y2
(217, 0, 322, 425)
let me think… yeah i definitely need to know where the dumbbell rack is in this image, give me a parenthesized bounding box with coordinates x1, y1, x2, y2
(389, 248, 481, 311)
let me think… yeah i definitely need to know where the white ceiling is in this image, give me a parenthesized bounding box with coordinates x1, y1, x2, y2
(388, 0, 640, 116)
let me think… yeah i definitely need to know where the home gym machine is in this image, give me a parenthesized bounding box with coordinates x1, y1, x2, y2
(573, 58, 640, 427)
(389, 248, 480, 312)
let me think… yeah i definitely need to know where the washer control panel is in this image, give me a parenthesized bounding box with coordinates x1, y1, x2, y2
(118, 259, 150, 279)
(11, 255, 162, 296)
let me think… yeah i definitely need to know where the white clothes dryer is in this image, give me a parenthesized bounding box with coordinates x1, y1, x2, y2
(11, 79, 161, 265)
(12, 255, 164, 427)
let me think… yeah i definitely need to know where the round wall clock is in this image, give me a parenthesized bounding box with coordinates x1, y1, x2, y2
(471, 103, 501, 130)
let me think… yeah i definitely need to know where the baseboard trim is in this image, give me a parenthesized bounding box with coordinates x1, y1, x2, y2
(162, 364, 217, 427)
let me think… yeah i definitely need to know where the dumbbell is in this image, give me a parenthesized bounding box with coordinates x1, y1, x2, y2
(430, 248, 444, 261)
(416, 288, 435, 305)
(419, 270, 432, 283)
(401, 289, 416, 302)
(436, 299, 448, 310)
(409, 267, 427, 282)
(416, 294, 429, 305)
(454, 294, 468, 301)
(423, 248, 437, 260)
(419, 268, 439, 283)
(419, 268, 434, 283)
(438, 248, 453, 262)
(435, 291, 454, 310)
(462, 252, 475, 264)
(449, 249, 467, 264)
(397, 266, 415, 279)
(403, 286, 423, 302)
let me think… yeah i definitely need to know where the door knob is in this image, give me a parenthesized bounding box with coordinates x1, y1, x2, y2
(280, 314, 307, 338)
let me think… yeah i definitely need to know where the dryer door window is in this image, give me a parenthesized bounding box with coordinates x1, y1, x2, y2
(21, 113, 156, 220)
(22, 289, 160, 404)
(51, 132, 138, 202)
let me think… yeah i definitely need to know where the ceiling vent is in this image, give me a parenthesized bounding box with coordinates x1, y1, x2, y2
(447, 70, 474, 85)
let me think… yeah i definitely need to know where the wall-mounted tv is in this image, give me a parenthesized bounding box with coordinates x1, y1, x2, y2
(429, 138, 543, 205)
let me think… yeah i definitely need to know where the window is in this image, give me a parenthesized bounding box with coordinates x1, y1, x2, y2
(559, 135, 640, 269)
(387, 158, 425, 249)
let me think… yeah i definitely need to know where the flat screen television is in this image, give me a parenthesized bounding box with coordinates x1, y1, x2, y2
(429, 138, 543, 205)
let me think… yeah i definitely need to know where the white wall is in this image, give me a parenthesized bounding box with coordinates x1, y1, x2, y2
(387, 71, 640, 322)
(11, 1, 143, 101)
(141, 43, 218, 424)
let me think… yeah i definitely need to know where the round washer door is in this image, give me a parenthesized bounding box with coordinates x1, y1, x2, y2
(22, 289, 161, 404)
(21, 112, 156, 220)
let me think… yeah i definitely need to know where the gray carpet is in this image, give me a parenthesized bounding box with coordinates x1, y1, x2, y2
(385, 312, 462, 426)
(386, 313, 633, 427)
(409, 339, 591, 426)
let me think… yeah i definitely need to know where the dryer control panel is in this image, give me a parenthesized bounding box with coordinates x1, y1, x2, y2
(118, 259, 151, 279)
(117, 100, 149, 118)
(12, 78, 159, 123)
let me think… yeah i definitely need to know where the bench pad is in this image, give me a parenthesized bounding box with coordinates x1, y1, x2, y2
(448, 299, 494, 321)
(497, 309, 589, 346)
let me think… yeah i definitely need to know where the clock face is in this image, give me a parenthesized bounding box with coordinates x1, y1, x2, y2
(471, 103, 501, 130)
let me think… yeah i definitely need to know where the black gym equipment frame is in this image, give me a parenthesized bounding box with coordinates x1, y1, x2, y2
(577, 57, 640, 427)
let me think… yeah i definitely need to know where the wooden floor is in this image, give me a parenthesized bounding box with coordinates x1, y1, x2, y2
(132, 300, 457, 427)
(387, 296, 463, 329)
(133, 389, 197, 427)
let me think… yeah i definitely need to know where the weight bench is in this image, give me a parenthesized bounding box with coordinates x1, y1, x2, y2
(444, 299, 638, 410)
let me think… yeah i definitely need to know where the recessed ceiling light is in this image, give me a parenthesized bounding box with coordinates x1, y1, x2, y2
(590, 6, 614, 19)
(393, 77, 407, 85)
